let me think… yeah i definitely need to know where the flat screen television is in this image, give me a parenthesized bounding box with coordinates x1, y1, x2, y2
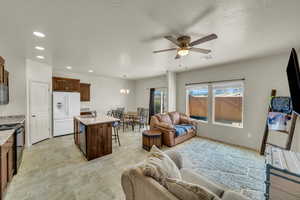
(286, 48, 300, 115)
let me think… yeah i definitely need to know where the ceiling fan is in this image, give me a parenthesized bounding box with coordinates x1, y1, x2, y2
(153, 33, 217, 59)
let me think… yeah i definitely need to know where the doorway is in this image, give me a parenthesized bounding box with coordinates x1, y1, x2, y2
(154, 88, 167, 114)
(29, 81, 51, 144)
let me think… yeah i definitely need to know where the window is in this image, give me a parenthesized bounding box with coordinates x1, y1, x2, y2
(212, 81, 244, 128)
(154, 88, 167, 114)
(185, 80, 244, 128)
(186, 85, 208, 122)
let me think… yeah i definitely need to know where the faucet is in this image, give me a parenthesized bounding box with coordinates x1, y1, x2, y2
(91, 111, 97, 117)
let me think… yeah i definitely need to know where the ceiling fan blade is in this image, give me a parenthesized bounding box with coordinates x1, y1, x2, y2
(164, 36, 180, 47)
(189, 34, 218, 46)
(175, 54, 180, 59)
(153, 48, 177, 53)
(189, 48, 211, 54)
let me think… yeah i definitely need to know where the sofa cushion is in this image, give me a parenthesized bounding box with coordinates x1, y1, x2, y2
(169, 112, 180, 125)
(180, 115, 193, 124)
(142, 146, 182, 187)
(123, 165, 179, 200)
(180, 168, 225, 197)
(165, 150, 183, 169)
(160, 114, 173, 125)
(174, 124, 195, 137)
(165, 178, 221, 200)
(222, 191, 250, 200)
(159, 121, 175, 130)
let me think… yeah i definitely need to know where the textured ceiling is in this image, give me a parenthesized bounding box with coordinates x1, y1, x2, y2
(0, 0, 300, 79)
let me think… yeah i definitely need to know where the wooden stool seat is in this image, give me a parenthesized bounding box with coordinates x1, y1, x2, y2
(142, 130, 162, 151)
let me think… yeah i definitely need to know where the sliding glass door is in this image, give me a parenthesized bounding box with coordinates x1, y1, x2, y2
(154, 88, 167, 114)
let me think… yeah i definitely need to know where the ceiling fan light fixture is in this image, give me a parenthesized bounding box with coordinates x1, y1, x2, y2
(178, 48, 189, 56)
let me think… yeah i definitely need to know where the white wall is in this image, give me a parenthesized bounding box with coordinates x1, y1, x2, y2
(0, 53, 26, 116)
(177, 52, 300, 152)
(26, 59, 53, 146)
(53, 71, 136, 114)
(135, 75, 167, 108)
(167, 71, 176, 112)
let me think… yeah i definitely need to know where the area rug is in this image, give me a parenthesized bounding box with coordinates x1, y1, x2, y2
(175, 138, 265, 200)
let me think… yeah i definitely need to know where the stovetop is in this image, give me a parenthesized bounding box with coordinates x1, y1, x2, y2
(0, 123, 22, 131)
(0, 115, 25, 126)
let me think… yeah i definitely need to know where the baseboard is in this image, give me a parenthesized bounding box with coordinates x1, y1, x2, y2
(196, 135, 259, 153)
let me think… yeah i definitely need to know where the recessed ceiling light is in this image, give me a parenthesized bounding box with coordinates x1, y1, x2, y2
(33, 31, 46, 38)
(35, 46, 45, 51)
(36, 55, 45, 59)
(66, 66, 72, 70)
(88, 70, 93, 73)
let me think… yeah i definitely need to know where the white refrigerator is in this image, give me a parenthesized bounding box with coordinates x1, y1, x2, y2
(53, 92, 80, 137)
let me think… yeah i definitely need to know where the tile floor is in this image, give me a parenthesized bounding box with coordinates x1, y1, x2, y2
(4, 129, 262, 200)
(5, 130, 148, 200)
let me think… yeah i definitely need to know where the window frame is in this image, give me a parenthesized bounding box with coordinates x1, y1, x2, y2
(211, 81, 244, 128)
(186, 84, 209, 123)
(185, 80, 245, 128)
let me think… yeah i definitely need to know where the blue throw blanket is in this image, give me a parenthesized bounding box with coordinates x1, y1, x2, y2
(175, 124, 195, 137)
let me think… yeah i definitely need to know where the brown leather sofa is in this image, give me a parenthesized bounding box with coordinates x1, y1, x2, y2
(150, 112, 197, 147)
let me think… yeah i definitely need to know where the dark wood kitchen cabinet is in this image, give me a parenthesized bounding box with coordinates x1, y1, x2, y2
(80, 83, 91, 102)
(0, 135, 14, 200)
(52, 77, 80, 92)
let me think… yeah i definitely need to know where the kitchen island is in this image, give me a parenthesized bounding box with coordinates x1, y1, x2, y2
(74, 115, 119, 161)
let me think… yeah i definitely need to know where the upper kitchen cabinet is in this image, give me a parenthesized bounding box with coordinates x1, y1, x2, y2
(52, 77, 80, 92)
(80, 83, 90, 102)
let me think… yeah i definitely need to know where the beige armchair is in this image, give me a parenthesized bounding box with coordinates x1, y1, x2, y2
(121, 150, 249, 200)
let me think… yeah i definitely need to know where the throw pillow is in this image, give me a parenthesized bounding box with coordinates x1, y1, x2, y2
(142, 145, 182, 187)
(165, 178, 221, 200)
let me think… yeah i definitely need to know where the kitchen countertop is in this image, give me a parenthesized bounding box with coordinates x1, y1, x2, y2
(80, 109, 96, 113)
(0, 129, 14, 145)
(75, 115, 119, 126)
(0, 115, 25, 126)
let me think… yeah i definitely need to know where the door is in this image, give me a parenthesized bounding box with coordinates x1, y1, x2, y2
(154, 88, 167, 114)
(30, 81, 50, 144)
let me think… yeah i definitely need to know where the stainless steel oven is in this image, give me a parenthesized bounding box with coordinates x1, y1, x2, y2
(14, 123, 25, 174)
(79, 123, 86, 155)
